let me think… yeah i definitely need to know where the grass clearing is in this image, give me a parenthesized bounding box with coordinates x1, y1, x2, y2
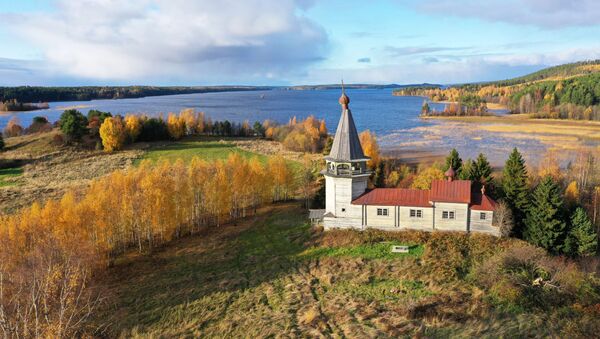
(299, 242, 424, 260)
(0, 167, 23, 187)
(135, 138, 270, 165)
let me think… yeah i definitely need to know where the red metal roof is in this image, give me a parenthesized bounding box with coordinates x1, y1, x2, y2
(471, 192, 497, 211)
(430, 179, 472, 204)
(352, 188, 431, 207)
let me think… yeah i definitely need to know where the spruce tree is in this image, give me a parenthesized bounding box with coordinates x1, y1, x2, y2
(568, 207, 598, 257)
(0, 134, 4, 151)
(444, 148, 463, 174)
(472, 153, 493, 185)
(524, 176, 567, 253)
(458, 159, 474, 180)
(502, 148, 529, 236)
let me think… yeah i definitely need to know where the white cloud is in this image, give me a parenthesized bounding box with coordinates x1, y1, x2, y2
(6, 0, 328, 83)
(413, 0, 600, 28)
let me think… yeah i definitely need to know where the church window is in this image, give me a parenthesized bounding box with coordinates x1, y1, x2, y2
(410, 209, 423, 218)
(480, 212, 486, 220)
(377, 208, 388, 216)
(442, 211, 455, 219)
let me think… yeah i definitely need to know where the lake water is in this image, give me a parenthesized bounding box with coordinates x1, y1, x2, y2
(0, 89, 585, 165)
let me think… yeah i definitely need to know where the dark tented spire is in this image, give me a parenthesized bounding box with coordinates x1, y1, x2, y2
(327, 87, 367, 162)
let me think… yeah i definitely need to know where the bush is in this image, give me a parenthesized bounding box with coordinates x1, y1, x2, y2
(3, 117, 24, 137)
(138, 118, 169, 141)
(474, 243, 600, 310)
(59, 109, 88, 141)
(26, 116, 52, 134)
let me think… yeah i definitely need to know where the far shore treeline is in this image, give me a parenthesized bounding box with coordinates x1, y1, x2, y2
(0, 85, 273, 108)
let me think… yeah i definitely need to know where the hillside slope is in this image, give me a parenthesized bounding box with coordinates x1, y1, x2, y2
(93, 203, 600, 338)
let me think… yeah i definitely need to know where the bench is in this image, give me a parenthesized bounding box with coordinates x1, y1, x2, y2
(391, 245, 410, 253)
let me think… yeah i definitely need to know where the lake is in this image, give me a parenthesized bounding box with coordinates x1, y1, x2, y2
(0, 89, 587, 165)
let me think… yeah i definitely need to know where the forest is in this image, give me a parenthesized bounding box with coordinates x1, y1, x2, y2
(394, 60, 600, 120)
(0, 85, 271, 108)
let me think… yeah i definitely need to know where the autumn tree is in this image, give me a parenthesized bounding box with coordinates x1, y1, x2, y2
(3, 117, 24, 137)
(493, 200, 514, 238)
(125, 114, 143, 142)
(359, 130, 380, 169)
(100, 116, 127, 152)
(411, 165, 444, 190)
(167, 112, 186, 140)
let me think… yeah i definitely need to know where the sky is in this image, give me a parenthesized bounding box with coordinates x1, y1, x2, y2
(1, 0, 600, 86)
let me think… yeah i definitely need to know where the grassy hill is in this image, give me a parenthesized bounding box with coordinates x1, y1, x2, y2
(93, 202, 600, 337)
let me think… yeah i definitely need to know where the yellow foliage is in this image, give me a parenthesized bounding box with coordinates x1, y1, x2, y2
(124, 114, 142, 142)
(167, 112, 186, 140)
(99, 116, 127, 152)
(411, 166, 444, 190)
(359, 130, 380, 169)
(565, 181, 579, 205)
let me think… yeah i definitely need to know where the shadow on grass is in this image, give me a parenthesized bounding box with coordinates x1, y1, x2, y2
(99, 202, 310, 335)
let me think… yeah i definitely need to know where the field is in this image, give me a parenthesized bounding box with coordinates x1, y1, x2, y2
(93, 202, 600, 338)
(135, 137, 270, 165)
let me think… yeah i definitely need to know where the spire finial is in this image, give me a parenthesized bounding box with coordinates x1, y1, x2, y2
(338, 79, 350, 109)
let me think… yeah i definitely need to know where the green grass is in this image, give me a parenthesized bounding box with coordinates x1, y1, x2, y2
(135, 138, 269, 165)
(332, 278, 433, 303)
(299, 242, 424, 260)
(0, 167, 23, 187)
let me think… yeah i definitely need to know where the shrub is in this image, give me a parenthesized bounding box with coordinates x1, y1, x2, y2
(474, 243, 600, 310)
(3, 117, 24, 137)
(59, 109, 88, 141)
(138, 117, 169, 141)
(26, 116, 52, 134)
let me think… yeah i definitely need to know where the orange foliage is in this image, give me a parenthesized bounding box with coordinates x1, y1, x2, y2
(3, 117, 24, 137)
(359, 130, 380, 169)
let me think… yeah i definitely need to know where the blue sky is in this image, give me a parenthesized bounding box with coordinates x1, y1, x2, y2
(1, 0, 600, 86)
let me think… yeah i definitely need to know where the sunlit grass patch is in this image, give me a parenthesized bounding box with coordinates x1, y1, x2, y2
(0, 167, 23, 187)
(332, 278, 433, 302)
(299, 242, 424, 260)
(136, 139, 268, 165)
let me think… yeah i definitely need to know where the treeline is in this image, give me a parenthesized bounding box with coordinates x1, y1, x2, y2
(0, 99, 49, 112)
(420, 94, 489, 117)
(2, 108, 330, 154)
(0, 86, 271, 105)
(0, 153, 297, 337)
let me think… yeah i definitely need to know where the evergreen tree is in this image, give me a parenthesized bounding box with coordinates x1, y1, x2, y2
(59, 109, 88, 141)
(373, 162, 385, 188)
(502, 148, 529, 237)
(567, 207, 598, 257)
(0, 134, 4, 151)
(458, 159, 474, 180)
(524, 176, 567, 253)
(443, 148, 463, 174)
(472, 153, 493, 185)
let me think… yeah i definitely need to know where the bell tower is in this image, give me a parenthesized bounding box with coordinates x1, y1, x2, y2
(322, 85, 371, 219)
